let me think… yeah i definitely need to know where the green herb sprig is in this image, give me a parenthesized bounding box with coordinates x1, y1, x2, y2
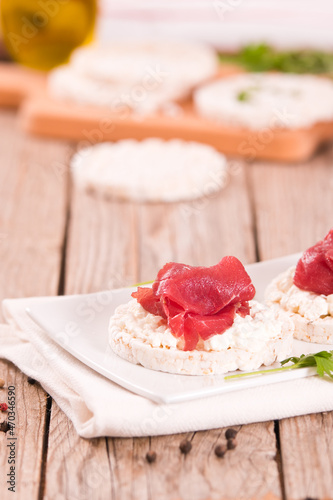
(237, 90, 251, 102)
(236, 85, 260, 102)
(132, 280, 154, 287)
(219, 43, 333, 75)
(225, 350, 333, 381)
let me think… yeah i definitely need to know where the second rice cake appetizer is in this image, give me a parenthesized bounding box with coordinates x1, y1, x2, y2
(266, 229, 333, 344)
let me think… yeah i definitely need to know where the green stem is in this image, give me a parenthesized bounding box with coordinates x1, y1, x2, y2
(224, 364, 299, 381)
(130, 280, 154, 287)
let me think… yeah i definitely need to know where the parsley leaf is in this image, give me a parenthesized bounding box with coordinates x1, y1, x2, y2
(237, 90, 251, 102)
(236, 86, 260, 102)
(219, 43, 333, 75)
(225, 350, 333, 381)
(281, 351, 333, 379)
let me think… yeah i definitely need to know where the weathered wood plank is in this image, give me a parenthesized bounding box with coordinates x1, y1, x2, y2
(137, 159, 256, 282)
(44, 189, 138, 500)
(280, 413, 333, 500)
(65, 192, 139, 294)
(0, 110, 69, 499)
(44, 402, 114, 500)
(249, 145, 333, 259)
(249, 145, 333, 500)
(170, 423, 280, 500)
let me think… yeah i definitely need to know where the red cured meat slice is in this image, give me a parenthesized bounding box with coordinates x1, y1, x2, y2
(154, 256, 255, 315)
(132, 256, 255, 351)
(182, 304, 237, 350)
(294, 229, 333, 296)
(132, 287, 166, 318)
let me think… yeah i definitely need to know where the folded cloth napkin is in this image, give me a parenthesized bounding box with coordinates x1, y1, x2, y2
(1, 295, 333, 438)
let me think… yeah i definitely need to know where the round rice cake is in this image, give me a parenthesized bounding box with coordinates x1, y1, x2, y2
(194, 73, 333, 130)
(48, 41, 217, 114)
(108, 299, 294, 375)
(265, 266, 333, 344)
(71, 138, 228, 202)
(48, 65, 190, 114)
(69, 41, 217, 87)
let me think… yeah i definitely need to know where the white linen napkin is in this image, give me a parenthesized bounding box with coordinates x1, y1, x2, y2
(1, 296, 333, 438)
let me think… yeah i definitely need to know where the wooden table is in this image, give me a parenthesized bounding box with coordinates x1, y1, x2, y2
(0, 107, 333, 500)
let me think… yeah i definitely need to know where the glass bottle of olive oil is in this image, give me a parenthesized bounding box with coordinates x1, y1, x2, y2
(0, 0, 97, 70)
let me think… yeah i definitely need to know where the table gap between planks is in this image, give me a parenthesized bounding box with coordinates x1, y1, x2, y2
(1, 109, 333, 500)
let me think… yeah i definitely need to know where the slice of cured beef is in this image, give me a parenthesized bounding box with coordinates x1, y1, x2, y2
(294, 229, 333, 296)
(132, 256, 255, 350)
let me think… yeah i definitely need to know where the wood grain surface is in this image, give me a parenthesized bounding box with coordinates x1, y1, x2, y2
(1, 109, 333, 499)
(250, 144, 333, 500)
(0, 110, 69, 500)
(0, 64, 46, 107)
(20, 92, 333, 163)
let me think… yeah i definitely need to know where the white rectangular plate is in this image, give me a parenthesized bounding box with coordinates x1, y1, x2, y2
(26, 253, 324, 404)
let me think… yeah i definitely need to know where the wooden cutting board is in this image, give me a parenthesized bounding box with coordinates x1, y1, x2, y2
(0, 63, 46, 107)
(17, 62, 333, 162)
(20, 92, 333, 162)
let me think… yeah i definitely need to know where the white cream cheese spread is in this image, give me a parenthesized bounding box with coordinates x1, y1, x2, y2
(194, 73, 333, 130)
(266, 266, 333, 344)
(109, 299, 293, 375)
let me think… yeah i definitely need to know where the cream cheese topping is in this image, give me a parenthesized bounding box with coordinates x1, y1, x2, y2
(109, 298, 294, 375)
(109, 299, 288, 354)
(194, 73, 333, 130)
(204, 301, 284, 352)
(266, 266, 333, 321)
(109, 299, 179, 349)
